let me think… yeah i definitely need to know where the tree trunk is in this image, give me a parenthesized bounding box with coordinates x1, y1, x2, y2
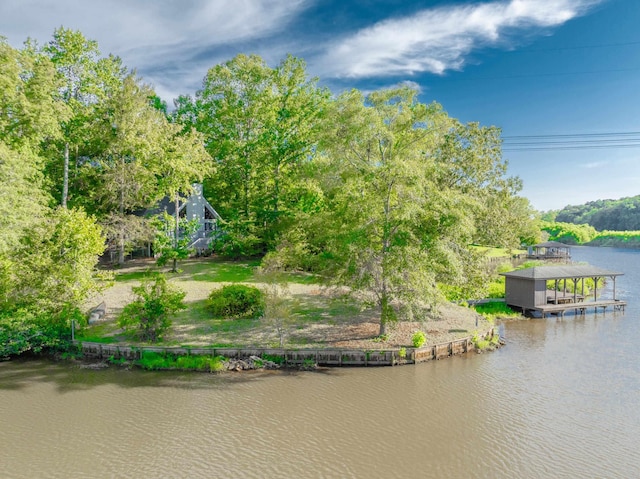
(62, 142, 69, 208)
(379, 292, 391, 337)
(173, 192, 179, 273)
(118, 235, 125, 265)
(378, 318, 387, 337)
(118, 163, 126, 265)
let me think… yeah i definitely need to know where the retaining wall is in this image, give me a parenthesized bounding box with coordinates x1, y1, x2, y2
(76, 328, 495, 367)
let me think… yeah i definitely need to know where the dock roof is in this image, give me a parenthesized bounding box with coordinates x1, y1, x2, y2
(501, 265, 623, 280)
(533, 241, 570, 248)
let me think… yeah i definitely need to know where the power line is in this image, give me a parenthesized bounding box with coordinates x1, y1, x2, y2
(503, 144, 640, 151)
(511, 40, 640, 54)
(503, 131, 640, 139)
(501, 131, 640, 151)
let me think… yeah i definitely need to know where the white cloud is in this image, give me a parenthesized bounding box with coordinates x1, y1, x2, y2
(318, 0, 602, 78)
(0, 0, 308, 55)
(0, 0, 311, 100)
(397, 80, 423, 93)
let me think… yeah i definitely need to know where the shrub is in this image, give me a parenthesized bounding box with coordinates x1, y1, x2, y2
(473, 301, 520, 321)
(136, 352, 224, 372)
(0, 307, 79, 359)
(208, 284, 264, 319)
(412, 330, 426, 348)
(117, 274, 186, 342)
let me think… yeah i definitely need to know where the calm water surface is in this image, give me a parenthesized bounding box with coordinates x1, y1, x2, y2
(1, 246, 639, 478)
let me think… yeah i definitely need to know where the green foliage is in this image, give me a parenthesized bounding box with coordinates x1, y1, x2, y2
(6, 207, 105, 313)
(261, 225, 324, 272)
(212, 219, 264, 259)
(472, 331, 500, 350)
(259, 275, 297, 347)
(117, 274, 186, 342)
(473, 301, 520, 319)
(555, 196, 640, 232)
(545, 276, 602, 296)
(541, 221, 597, 245)
(314, 86, 530, 336)
(262, 353, 285, 365)
(589, 231, 640, 248)
(207, 284, 264, 319)
(0, 143, 50, 253)
(178, 53, 329, 253)
(372, 334, 389, 343)
(412, 330, 427, 348)
(0, 30, 551, 355)
(152, 214, 200, 271)
(398, 347, 407, 359)
(0, 308, 77, 358)
(136, 351, 224, 372)
(486, 280, 506, 299)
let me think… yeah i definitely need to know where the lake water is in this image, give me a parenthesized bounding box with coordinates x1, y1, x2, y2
(1, 246, 639, 478)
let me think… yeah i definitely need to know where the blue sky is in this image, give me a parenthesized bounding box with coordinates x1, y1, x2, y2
(1, 0, 638, 212)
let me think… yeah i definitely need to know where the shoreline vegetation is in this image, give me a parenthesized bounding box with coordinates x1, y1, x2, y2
(542, 221, 640, 248)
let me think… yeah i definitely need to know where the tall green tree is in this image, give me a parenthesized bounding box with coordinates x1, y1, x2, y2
(3, 207, 105, 314)
(0, 38, 66, 149)
(175, 54, 328, 255)
(44, 27, 127, 209)
(317, 88, 448, 335)
(153, 122, 211, 271)
(87, 75, 166, 264)
(316, 87, 530, 334)
(45, 27, 101, 208)
(0, 39, 66, 299)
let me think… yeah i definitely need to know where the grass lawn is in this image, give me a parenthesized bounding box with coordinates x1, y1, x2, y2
(80, 256, 491, 350)
(471, 245, 526, 258)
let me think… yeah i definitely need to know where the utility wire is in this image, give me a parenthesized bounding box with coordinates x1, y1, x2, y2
(501, 131, 640, 151)
(511, 40, 640, 54)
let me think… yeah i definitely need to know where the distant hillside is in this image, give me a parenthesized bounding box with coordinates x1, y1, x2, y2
(553, 196, 640, 231)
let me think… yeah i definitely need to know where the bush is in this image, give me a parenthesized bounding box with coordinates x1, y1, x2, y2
(473, 301, 520, 321)
(136, 351, 224, 372)
(412, 330, 426, 348)
(208, 284, 264, 319)
(117, 274, 186, 342)
(0, 308, 77, 359)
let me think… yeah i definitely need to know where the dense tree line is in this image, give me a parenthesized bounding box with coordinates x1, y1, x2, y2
(0, 28, 540, 350)
(552, 196, 640, 231)
(541, 221, 597, 245)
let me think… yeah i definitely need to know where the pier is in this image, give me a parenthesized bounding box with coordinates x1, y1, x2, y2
(502, 264, 626, 318)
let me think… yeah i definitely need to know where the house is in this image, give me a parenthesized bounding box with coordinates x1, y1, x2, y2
(501, 265, 625, 317)
(153, 183, 222, 255)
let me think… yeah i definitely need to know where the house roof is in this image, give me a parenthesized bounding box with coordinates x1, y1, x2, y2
(533, 241, 571, 248)
(501, 265, 623, 280)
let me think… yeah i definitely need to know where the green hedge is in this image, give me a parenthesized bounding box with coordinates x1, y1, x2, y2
(208, 284, 265, 319)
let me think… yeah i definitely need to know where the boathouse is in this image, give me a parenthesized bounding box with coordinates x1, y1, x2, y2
(501, 265, 625, 317)
(527, 241, 571, 261)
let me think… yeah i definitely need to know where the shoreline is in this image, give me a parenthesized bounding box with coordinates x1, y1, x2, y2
(74, 327, 500, 371)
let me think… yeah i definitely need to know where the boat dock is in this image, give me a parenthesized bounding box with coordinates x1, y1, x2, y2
(532, 299, 626, 318)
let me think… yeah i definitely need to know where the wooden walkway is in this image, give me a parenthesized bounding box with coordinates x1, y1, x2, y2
(531, 299, 626, 318)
